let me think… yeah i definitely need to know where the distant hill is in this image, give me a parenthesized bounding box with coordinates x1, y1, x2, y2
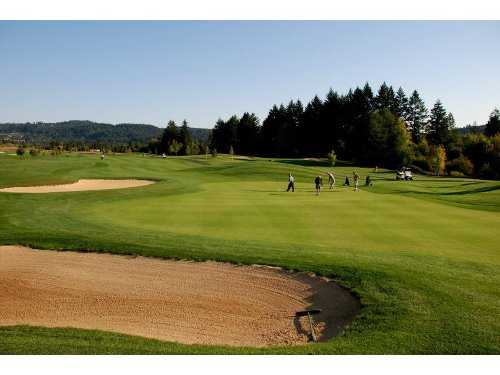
(187, 127, 211, 143)
(0, 120, 210, 145)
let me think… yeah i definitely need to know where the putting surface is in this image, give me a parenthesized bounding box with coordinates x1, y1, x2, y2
(0, 245, 359, 347)
(0, 153, 499, 354)
(0, 179, 155, 193)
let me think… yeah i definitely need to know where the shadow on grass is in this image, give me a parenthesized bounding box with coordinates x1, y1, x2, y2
(397, 184, 500, 196)
(276, 159, 355, 168)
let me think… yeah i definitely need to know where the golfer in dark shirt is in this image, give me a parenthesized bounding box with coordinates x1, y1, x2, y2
(314, 175, 322, 195)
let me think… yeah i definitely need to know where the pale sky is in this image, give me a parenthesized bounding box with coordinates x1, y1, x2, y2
(1, 21, 499, 128)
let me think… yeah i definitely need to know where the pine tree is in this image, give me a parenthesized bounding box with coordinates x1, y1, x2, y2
(406, 90, 428, 143)
(283, 100, 302, 155)
(394, 87, 409, 120)
(299, 96, 324, 156)
(323, 89, 344, 155)
(485, 108, 500, 136)
(237, 112, 260, 155)
(260, 105, 281, 156)
(160, 120, 179, 154)
(446, 113, 456, 129)
(427, 100, 453, 146)
(346, 87, 373, 159)
(375, 82, 396, 111)
(179, 119, 192, 155)
(211, 116, 238, 154)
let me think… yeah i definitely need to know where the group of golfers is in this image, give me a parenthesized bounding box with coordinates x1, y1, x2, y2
(287, 170, 363, 194)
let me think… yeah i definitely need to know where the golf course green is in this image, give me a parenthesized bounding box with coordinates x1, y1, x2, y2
(0, 152, 499, 354)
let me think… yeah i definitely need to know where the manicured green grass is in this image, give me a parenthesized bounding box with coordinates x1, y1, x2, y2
(1, 153, 499, 354)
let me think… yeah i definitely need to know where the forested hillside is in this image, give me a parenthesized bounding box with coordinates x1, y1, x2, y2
(0, 120, 210, 146)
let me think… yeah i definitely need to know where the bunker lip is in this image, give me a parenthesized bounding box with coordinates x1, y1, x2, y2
(0, 179, 155, 193)
(0, 245, 360, 348)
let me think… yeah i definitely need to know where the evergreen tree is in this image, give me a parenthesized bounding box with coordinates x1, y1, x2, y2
(446, 112, 456, 129)
(345, 87, 373, 159)
(261, 105, 285, 156)
(237, 112, 260, 155)
(323, 89, 344, 156)
(299, 96, 324, 156)
(362, 82, 375, 109)
(260, 105, 279, 156)
(427, 100, 453, 147)
(160, 120, 179, 154)
(210, 116, 239, 154)
(394, 87, 409, 120)
(375, 82, 396, 111)
(282, 100, 303, 156)
(485, 108, 500, 136)
(406, 90, 428, 143)
(179, 120, 192, 155)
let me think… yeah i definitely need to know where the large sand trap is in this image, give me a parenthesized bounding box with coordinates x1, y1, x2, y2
(0, 246, 360, 347)
(0, 179, 155, 193)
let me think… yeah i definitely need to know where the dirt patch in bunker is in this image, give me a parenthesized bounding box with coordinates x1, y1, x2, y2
(0, 246, 360, 347)
(0, 179, 155, 193)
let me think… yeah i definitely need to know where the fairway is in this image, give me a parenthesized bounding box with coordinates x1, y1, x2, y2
(0, 153, 499, 354)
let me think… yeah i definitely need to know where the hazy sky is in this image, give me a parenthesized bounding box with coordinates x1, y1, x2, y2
(1, 21, 498, 128)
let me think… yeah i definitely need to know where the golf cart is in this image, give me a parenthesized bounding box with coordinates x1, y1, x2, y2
(396, 167, 413, 181)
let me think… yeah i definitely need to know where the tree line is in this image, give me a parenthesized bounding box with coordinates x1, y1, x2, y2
(142, 120, 210, 156)
(0, 120, 210, 149)
(209, 82, 500, 179)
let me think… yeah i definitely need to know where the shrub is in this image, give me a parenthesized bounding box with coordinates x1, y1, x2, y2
(446, 155, 474, 176)
(16, 146, 25, 156)
(479, 163, 494, 179)
(29, 148, 40, 157)
(168, 140, 182, 155)
(327, 149, 337, 167)
(449, 171, 465, 178)
(415, 138, 430, 158)
(412, 157, 431, 172)
(51, 145, 63, 155)
(201, 144, 210, 158)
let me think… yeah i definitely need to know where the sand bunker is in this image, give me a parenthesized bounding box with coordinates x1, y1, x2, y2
(0, 179, 155, 193)
(0, 246, 360, 347)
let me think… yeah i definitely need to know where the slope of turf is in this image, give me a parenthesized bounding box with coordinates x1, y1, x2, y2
(0, 153, 499, 354)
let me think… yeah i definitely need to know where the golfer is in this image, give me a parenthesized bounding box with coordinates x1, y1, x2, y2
(314, 175, 322, 195)
(287, 172, 295, 192)
(365, 175, 373, 186)
(353, 171, 360, 192)
(327, 172, 336, 190)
